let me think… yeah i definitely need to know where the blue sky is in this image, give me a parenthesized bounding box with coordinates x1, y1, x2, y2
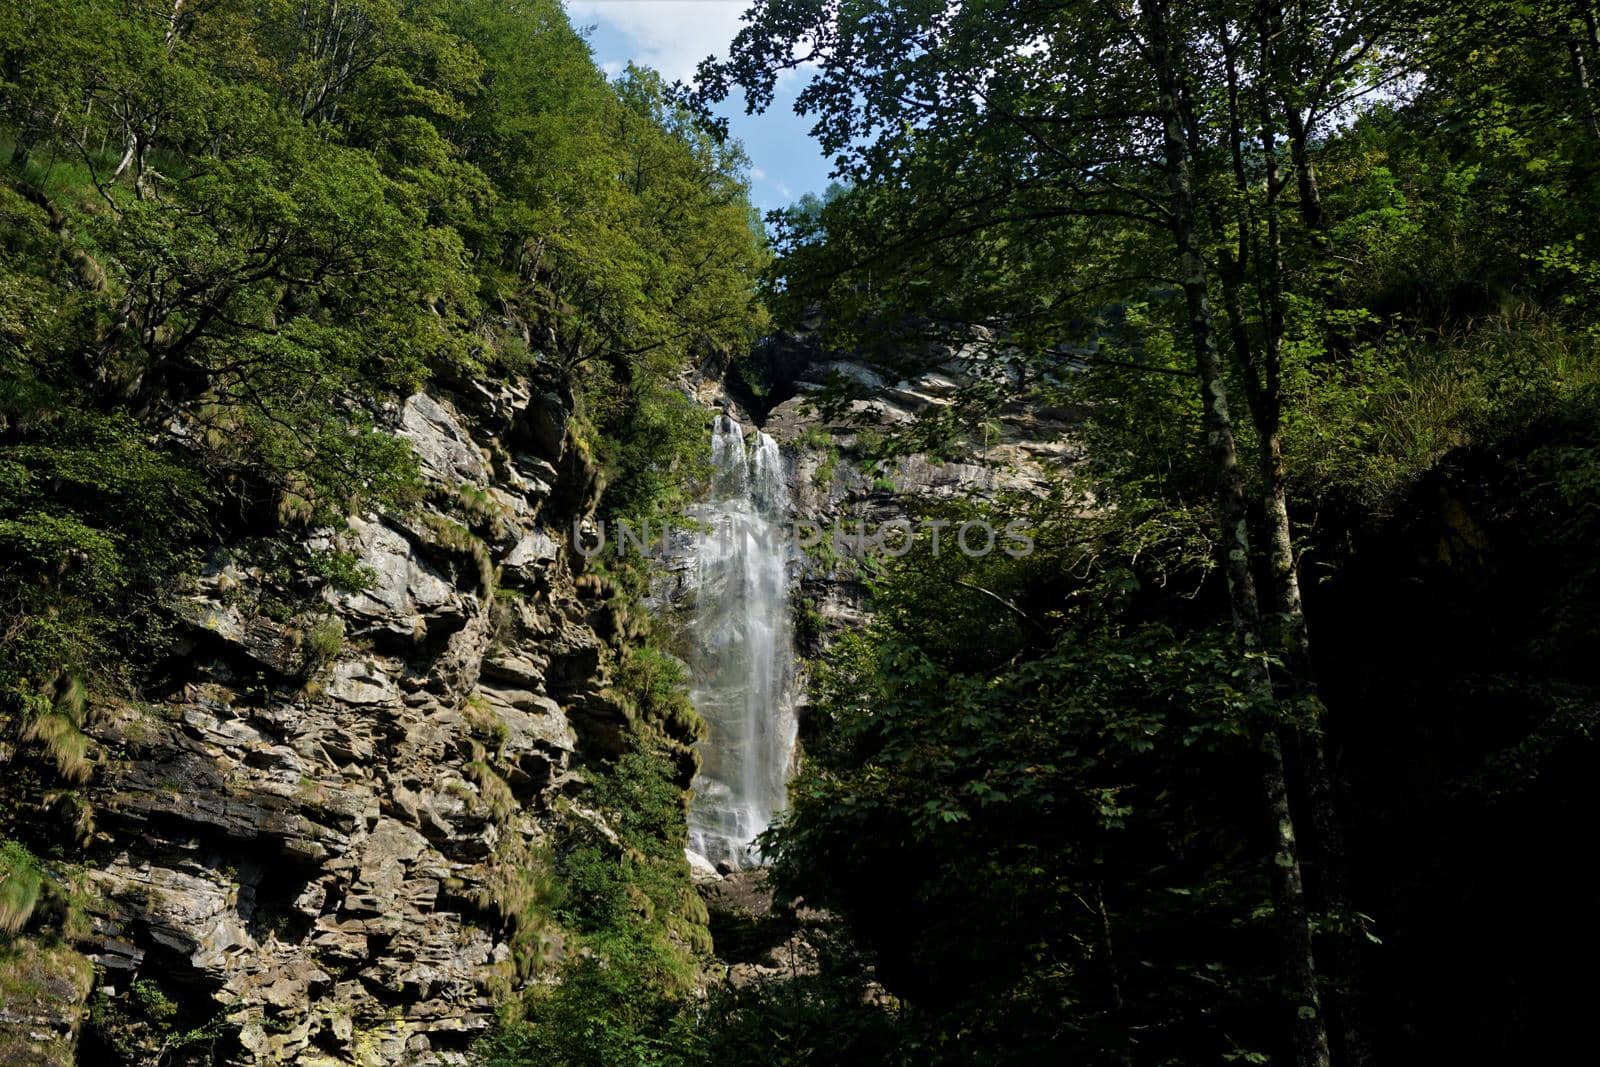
(564, 1, 833, 211)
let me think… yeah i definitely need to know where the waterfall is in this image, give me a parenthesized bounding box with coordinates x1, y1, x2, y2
(685, 414, 798, 869)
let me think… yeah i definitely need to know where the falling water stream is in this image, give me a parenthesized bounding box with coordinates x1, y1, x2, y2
(684, 415, 799, 869)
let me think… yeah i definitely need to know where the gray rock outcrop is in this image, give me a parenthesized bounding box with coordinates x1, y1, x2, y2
(756, 330, 1080, 647)
(2, 382, 643, 1065)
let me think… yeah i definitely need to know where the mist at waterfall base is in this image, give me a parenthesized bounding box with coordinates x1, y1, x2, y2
(679, 416, 800, 871)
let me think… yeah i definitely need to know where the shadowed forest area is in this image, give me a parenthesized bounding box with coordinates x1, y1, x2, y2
(4, 1, 1600, 1065)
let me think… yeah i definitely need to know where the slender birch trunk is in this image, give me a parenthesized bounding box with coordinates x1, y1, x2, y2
(1251, 17, 1373, 1064)
(1283, 107, 1327, 234)
(1144, 5, 1331, 1065)
(1568, 35, 1600, 144)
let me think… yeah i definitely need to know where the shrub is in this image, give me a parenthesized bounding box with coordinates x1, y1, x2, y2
(0, 840, 43, 934)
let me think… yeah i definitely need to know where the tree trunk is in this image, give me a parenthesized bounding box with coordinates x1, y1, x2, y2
(1145, 6, 1331, 1065)
(1259, 0, 1327, 237)
(1253, 26, 1375, 1067)
(1283, 107, 1327, 234)
(1257, 0, 1327, 234)
(111, 128, 138, 181)
(1569, 37, 1600, 143)
(1246, 53, 1368, 1067)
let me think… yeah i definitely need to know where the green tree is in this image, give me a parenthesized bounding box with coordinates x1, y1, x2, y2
(696, 3, 1411, 1059)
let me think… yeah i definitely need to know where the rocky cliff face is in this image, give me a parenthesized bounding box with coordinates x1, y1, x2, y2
(1, 381, 654, 1065)
(678, 326, 1078, 647)
(665, 328, 1079, 997)
(757, 328, 1079, 647)
(0, 332, 1084, 1067)
(663, 327, 1075, 883)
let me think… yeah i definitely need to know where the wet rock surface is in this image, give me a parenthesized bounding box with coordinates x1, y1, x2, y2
(666, 328, 1079, 1001)
(711, 327, 1080, 653)
(694, 869, 823, 989)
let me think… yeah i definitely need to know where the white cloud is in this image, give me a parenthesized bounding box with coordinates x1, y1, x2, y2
(566, 1, 750, 84)
(749, 166, 766, 180)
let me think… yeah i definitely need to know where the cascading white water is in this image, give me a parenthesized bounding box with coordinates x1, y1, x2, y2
(685, 414, 798, 869)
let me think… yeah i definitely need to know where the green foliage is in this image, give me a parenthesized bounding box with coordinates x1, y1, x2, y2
(696, 1, 1600, 1061)
(588, 379, 714, 529)
(1286, 318, 1600, 511)
(812, 442, 840, 490)
(0, 0, 763, 792)
(613, 645, 704, 744)
(794, 426, 832, 450)
(693, 955, 901, 1065)
(484, 745, 707, 1065)
(469, 833, 565, 995)
(87, 977, 228, 1063)
(0, 840, 44, 935)
(465, 760, 516, 825)
(793, 598, 826, 652)
(749, 498, 1290, 1063)
(478, 932, 703, 1067)
(19, 686, 92, 785)
(4, 7, 766, 1060)
(0, 388, 213, 742)
(297, 616, 344, 673)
